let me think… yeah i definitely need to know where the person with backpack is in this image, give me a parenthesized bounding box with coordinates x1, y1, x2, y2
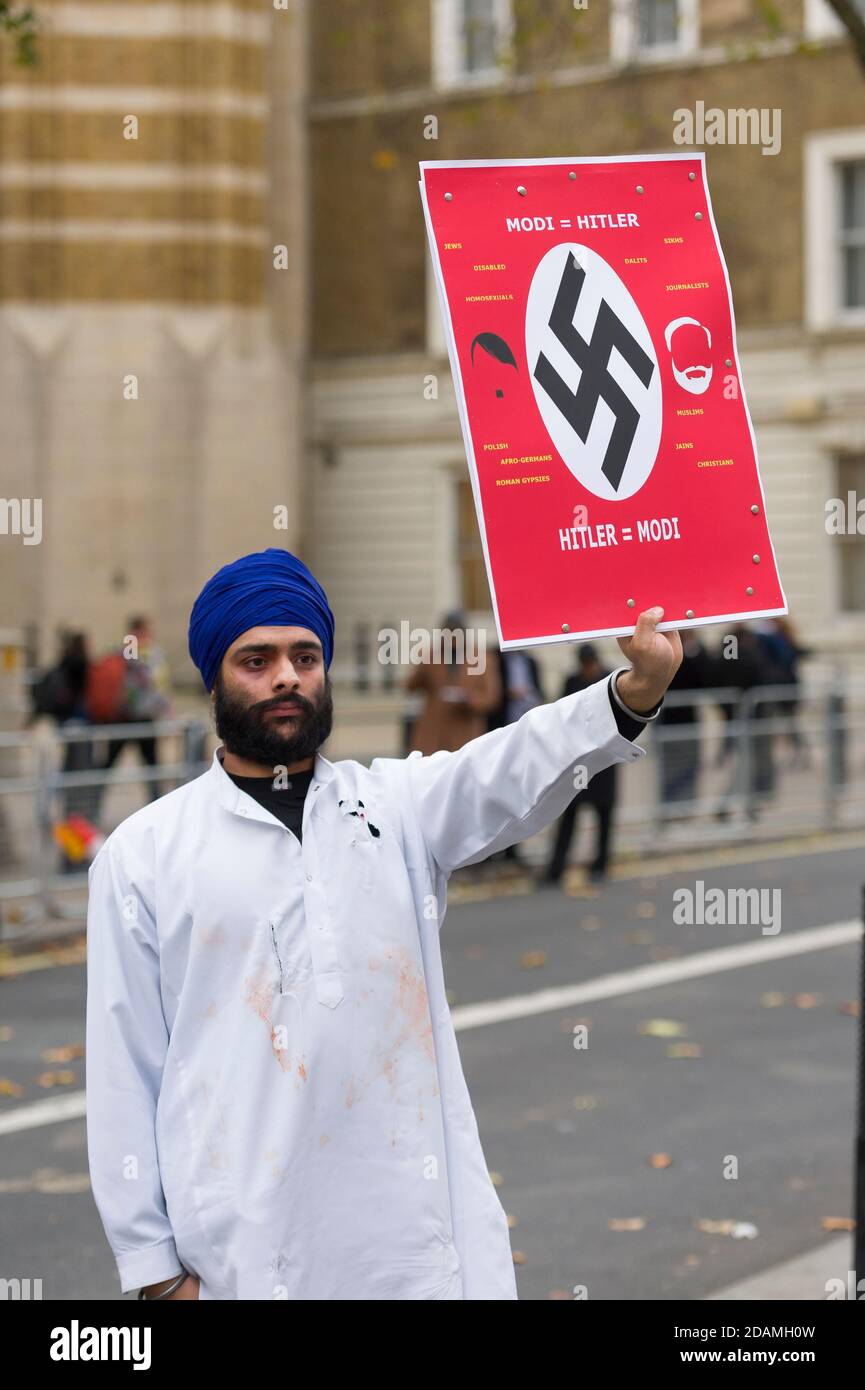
(30, 632, 100, 827)
(89, 617, 173, 816)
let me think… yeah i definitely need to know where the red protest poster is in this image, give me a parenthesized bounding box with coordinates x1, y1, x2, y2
(419, 155, 787, 648)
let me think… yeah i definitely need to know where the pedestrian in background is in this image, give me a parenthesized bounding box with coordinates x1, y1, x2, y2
(539, 644, 619, 887)
(485, 646, 546, 872)
(90, 616, 173, 814)
(405, 609, 501, 756)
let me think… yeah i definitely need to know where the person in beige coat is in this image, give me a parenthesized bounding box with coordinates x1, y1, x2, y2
(405, 611, 502, 755)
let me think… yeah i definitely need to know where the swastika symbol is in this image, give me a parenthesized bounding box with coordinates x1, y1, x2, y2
(533, 252, 655, 493)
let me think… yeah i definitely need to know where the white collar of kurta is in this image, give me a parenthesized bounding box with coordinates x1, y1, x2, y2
(209, 744, 336, 829)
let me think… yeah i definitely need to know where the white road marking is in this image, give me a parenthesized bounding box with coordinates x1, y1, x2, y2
(0, 1092, 86, 1137)
(0, 921, 859, 1134)
(451, 920, 861, 1031)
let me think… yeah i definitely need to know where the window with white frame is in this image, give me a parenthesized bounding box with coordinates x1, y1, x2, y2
(805, 130, 865, 329)
(610, 0, 699, 63)
(841, 161, 865, 310)
(431, 0, 513, 88)
(804, 0, 865, 40)
(836, 456, 865, 613)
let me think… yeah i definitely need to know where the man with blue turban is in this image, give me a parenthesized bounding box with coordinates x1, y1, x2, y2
(86, 546, 680, 1301)
(187, 547, 336, 784)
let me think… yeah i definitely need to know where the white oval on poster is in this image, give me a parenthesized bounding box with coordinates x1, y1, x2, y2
(525, 242, 662, 501)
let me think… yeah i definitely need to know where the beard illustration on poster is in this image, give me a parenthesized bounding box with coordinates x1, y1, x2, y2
(664, 316, 714, 395)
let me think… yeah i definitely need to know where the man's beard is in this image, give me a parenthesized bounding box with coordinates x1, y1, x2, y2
(213, 670, 334, 769)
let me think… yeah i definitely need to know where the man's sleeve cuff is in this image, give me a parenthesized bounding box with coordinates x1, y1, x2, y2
(609, 667, 664, 724)
(115, 1237, 183, 1295)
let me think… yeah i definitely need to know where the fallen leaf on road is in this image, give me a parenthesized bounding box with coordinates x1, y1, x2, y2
(625, 930, 653, 945)
(506, 1213, 517, 1228)
(760, 992, 785, 1007)
(0, 1026, 14, 1040)
(520, 950, 547, 969)
(821, 1216, 855, 1232)
(694, 1219, 735, 1235)
(0, 1077, 24, 1097)
(579, 914, 602, 930)
(573, 1095, 598, 1110)
(489, 1171, 503, 1187)
(693, 1219, 758, 1238)
(639, 1019, 687, 1037)
(36, 1070, 76, 1088)
(838, 1001, 860, 1017)
(608, 1217, 647, 1231)
(636, 901, 656, 918)
(667, 1043, 703, 1058)
(792, 993, 823, 1009)
(41, 1043, 84, 1063)
(648, 1153, 673, 1169)
(512, 1251, 527, 1264)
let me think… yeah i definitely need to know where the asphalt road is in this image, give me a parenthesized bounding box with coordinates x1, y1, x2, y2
(0, 838, 861, 1301)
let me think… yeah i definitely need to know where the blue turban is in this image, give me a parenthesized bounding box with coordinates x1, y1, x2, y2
(188, 547, 335, 691)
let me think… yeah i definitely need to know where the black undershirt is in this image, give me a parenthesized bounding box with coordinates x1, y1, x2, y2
(227, 765, 315, 841)
(226, 678, 653, 834)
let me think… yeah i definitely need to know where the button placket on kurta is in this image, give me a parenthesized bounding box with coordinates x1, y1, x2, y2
(299, 781, 344, 1007)
(233, 776, 345, 1009)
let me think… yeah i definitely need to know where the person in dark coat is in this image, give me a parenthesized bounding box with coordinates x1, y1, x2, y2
(656, 633, 715, 821)
(539, 644, 617, 885)
(485, 646, 546, 869)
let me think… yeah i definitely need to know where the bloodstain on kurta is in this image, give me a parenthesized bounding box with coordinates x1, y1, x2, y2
(342, 947, 439, 1124)
(245, 974, 272, 1024)
(246, 971, 307, 1082)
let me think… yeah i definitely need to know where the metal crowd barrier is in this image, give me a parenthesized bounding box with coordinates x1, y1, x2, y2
(0, 717, 210, 934)
(0, 679, 861, 935)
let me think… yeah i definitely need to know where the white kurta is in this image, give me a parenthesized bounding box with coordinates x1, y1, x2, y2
(85, 674, 645, 1299)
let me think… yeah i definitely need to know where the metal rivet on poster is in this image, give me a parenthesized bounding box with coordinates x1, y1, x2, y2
(636, 185, 644, 194)
(725, 357, 733, 367)
(695, 211, 703, 220)
(627, 598, 635, 608)
(569, 172, 577, 180)
(746, 586, 754, 596)
(688, 171, 696, 181)
(517, 185, 527, 196)
(444, 192, 453, 201)
(686, 610, 695, 619)
(561, 623, 570, 632)
(751, 505, 759, 514)
(752, 554, 761, 564)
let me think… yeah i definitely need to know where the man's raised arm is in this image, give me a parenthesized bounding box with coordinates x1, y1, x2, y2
(403, 608, 682, 878)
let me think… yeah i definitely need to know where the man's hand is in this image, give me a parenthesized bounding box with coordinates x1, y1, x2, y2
(141, 1273, 201, 1300)
(615, 606, 683, 714)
